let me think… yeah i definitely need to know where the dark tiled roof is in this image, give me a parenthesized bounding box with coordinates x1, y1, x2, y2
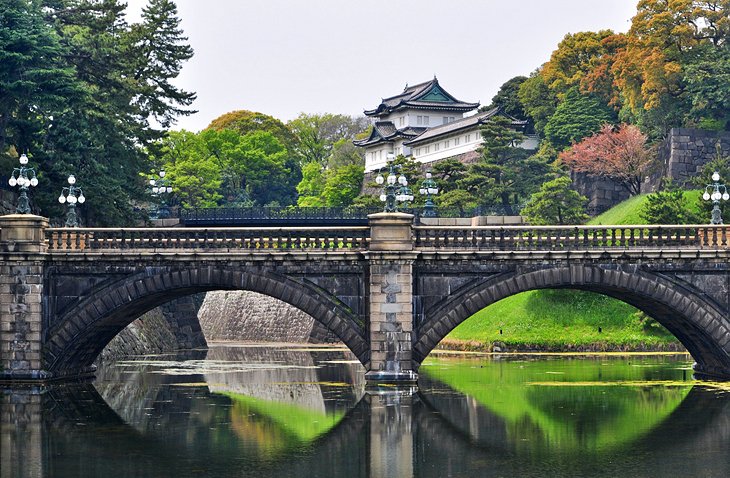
(404, 108, 527, 146)
(364, 78, 479, 117)
(352, 122, 427, 147)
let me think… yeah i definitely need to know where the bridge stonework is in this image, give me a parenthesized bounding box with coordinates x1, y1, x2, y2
(0, 213, 729, 383)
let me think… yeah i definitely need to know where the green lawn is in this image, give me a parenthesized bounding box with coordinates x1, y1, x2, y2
(444, 289, 679, 351)
(587, 190, 703, 225)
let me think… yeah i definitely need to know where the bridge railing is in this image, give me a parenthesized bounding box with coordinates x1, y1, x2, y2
(46, 227, 370, 252)
(413, 225, 729, 250)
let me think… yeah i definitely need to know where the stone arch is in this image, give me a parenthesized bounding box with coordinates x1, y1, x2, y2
(414, 265, 730, 379)
(44, 265, 369, 378)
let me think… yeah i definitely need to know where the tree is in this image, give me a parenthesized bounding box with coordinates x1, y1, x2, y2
(521, 176, 588, 225)
(485, 76, 529, 121)
(0, 0, 80, 155)
(518, 72, 557, 136)
(684, 43, 730, 129)
(560, 124, 658, 196)
(641, 179, 700, 224)
(287, 113, 368, 165)
(296, 161, 326, 207)
(321, 164, 365, 207)
(543, 87, 616, 150)
(207, 110, 297, 152)
(128, 0, 196, 129)
(153, 130, 221, 208)
(541, 30, 617, 95)
(470, 116, 534, 206)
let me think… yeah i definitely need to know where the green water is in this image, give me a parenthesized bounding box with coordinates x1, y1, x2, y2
(2, 346, 730, 477)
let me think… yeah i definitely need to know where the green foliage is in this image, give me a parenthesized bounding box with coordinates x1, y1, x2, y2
(151, 130, 221, 208)
(287, 113, 367, 165)
(296, 161, 326, 207)
(641, 180, 701, 224)
(518, 73, 557, 135)
(0, 0, 196, 225)
(321, 164, 365, 207)
(684, 44, 730, 130)
(522, 176, 588, 225)
(543, 88, 615, 149)
(485, 75, 529, 121)
(446, 288, 679, 349)
(206, 110, 297, 152)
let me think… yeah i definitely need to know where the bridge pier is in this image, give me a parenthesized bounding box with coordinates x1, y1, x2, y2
(0, 216, 49, 381)
(365, 213, 418, 384)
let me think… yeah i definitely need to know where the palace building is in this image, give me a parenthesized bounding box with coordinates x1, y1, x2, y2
(354, 77, 539, 172)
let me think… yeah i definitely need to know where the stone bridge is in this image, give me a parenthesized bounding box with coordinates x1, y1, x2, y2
(0, 213, 728, 383)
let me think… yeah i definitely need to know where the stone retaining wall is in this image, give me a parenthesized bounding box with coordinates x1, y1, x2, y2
(663, 128, 730, 186)
(198, 290, 338, 343)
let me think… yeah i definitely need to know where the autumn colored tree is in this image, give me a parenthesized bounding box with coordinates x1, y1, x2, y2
(560, 123, 658, 196)
(206, 110, 298, 152)
(541, 30, 617, 96)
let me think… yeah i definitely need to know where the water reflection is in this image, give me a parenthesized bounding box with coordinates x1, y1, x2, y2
(2, 349, 730, 478)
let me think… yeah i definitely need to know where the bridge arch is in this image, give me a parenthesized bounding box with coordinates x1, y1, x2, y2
(44, 265, 369, 378)
(414, 265, 730, 378)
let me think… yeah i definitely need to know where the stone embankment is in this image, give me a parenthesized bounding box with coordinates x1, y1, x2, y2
(198, 290, 337, 343)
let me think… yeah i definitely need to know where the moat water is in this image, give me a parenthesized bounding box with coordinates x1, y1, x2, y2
(2, 344, 730, 477)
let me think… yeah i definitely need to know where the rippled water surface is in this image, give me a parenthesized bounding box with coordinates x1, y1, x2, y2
(2, 345, 730, 477)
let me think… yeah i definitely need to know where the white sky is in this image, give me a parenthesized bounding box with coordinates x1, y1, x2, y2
(125, 0, 638, 132)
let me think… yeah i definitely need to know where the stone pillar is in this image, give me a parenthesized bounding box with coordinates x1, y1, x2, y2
(365, 213, 418, 384)
(367, 388, 417, 478)
(1, 388, 44, 478)
(0, 215, 49, 380)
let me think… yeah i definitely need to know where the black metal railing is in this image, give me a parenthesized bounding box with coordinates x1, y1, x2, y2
(179, 204, 525, 226)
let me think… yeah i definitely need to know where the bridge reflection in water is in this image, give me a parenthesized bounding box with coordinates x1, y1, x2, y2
(2, 347, 730, 478)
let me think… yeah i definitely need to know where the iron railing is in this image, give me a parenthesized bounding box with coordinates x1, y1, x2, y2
(46, 227, 370, 251)
(179, 204, 525, 226)
(413, 225, 728, 250)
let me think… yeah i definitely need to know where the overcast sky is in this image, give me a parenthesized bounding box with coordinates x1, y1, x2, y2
(125, 0, 639, 132)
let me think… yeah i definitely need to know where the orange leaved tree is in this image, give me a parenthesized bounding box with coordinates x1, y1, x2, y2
(559, 124, 658, 196)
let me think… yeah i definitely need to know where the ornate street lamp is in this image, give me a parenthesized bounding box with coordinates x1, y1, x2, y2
(702, 171, 729, 224)
(57, 174, 86, 227)
(8, 153, 39, 214)
(149, 169, 173, 219)
(418, 170, 439, 217)
(375, 154, 413, 212)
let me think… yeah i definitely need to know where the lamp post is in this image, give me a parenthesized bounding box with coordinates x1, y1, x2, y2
(375, 154, 413, 212)
(702, 171, 729, 224)
(57, 174, 86, 227)
(8, 153, 39, 214)
(418, 170, 439, 217)
(149, 169, 173, 219)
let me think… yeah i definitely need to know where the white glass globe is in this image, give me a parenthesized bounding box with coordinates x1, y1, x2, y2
(712, 172, 721, 182)
(8, 177, 16, 187)
(68, 194, 77, 204)
(78, 194, 86, 204)
(387, 174, 396, 185)
(419, 188, 427, 195)
(29, 177, 38, 187)
(149, 178, 156, 186)
(159, 170, 166, 178)
(152, 186, 159, 194)
(723, 193, 730, 201)
(68, 175, 76, 185)
(58, 195, 66, 204)
(428, 187, 439, 195)
(425, 172, 432, 179)
(398, 175, 407, 186)
(703, 192, 711, 201)
(375, 175, 384, 185)
(19, 154, 28, 165)
(713, 192, 721, 201)
(379, 194, 386, 202)
(166, 186, 172, 193)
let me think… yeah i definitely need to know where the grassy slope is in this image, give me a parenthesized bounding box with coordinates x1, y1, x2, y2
(443, 192, 701, 351)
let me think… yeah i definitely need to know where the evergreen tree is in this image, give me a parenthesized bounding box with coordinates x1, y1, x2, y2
(521, 176, 588, 225)
(543, 87, 615, 150)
